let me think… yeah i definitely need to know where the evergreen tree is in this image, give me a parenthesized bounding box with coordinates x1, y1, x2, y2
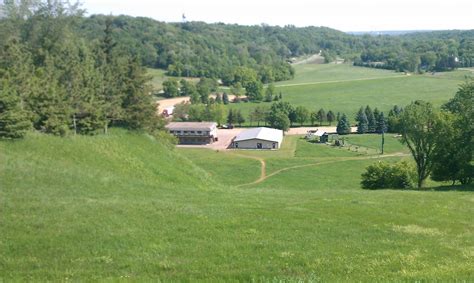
(0, 81, 32, 139)
(121, 57, 159, 131)
(337, 113, 351, 135)
(365, 105, 376, 132)
(375, 111, 387, 133)
(356, 107, 369, 134)
(373, 107, 381, 122)
(327, 110, 336, 125)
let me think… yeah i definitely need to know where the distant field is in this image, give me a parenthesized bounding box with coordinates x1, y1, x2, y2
(276, 63, 401, 86)
(147, 68, 167, 91)
(225, 67, 469, 124)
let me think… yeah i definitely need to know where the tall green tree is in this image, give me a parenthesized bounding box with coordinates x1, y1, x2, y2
(336, 113, 351, 135)
(264, 83, 275, 102)
(375, 111, 387, 133)
(356, 107, 368, 134)
(163, 79, 179, 98)
(365, 105, 376, 132)
(295, 106, 309, 126)
(316, 108, 326, 126)
(431, 112, 472, 185)
(399, 100, 439, 188)
(245, 79, 263, 102)
(267, 111, 290, 132)
(0, 81, 32, 138)
(121, 57, 159, 131)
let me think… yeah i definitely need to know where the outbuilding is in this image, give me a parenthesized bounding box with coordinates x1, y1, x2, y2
(232, 127, 283, 149)
(166, 122, 217, 145)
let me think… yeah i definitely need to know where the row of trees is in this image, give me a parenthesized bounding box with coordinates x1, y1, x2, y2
(163, 76, 283, 104)
(0, 1, 161, 139)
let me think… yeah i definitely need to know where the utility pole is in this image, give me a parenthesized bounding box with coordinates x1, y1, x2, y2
(381, 131, 385, 155)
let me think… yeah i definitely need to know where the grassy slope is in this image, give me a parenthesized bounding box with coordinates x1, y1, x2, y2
(1, 130, 473, 281)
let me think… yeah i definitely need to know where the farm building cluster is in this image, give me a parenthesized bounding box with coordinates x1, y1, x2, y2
(165, 122, 284, 150)
(166, 122, 338, 150)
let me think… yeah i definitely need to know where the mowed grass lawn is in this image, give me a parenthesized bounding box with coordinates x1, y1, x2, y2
(1, 131, 473, 281)
(224, 65, 469, 124)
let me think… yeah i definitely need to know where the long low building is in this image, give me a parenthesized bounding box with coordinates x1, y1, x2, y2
(166, 122, 217, 145)
(231, 127, 283, 149)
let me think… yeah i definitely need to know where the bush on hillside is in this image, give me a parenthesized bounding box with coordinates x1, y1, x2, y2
(361, 161, 415, 189)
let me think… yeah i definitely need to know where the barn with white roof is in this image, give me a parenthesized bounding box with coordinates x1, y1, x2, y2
(231, 127, 283, 150)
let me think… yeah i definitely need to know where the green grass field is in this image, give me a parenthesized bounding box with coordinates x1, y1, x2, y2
(223, 65, 470, 124)
(2, 64, 473, 281)
(2, 131, 473, 281)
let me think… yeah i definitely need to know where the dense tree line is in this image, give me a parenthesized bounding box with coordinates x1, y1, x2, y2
(75, 15, 474, 77)
(0, 1, 161, 138)
(354, 31, 474, 72)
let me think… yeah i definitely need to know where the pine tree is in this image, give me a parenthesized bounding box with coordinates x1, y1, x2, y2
(356, 107, 369, 134)
(376, 111, 387, 133)
(337, 113, 351, 135)
(0, 82, 32, 139)
(365, 105, 376, 132)
(121, 57, 159, 131)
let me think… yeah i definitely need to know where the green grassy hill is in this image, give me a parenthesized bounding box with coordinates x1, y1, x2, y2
(1, 131, 473, 281)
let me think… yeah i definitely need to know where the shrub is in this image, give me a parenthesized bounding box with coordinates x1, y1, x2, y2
(361, 161, 415, 189)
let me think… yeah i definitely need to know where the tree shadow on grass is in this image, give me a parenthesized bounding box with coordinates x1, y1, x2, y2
(363, 183, 474, 192)
(425, 183, 474, 192)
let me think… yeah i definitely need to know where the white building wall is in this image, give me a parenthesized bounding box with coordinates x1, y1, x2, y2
(233, 139, 280, 149)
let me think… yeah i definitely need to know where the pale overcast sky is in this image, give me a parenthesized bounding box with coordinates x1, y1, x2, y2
(81, 0, 473, 31)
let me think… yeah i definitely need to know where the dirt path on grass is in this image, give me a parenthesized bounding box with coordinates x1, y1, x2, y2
(237, 152, 409, 187)
(230, 154, 266, 187)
